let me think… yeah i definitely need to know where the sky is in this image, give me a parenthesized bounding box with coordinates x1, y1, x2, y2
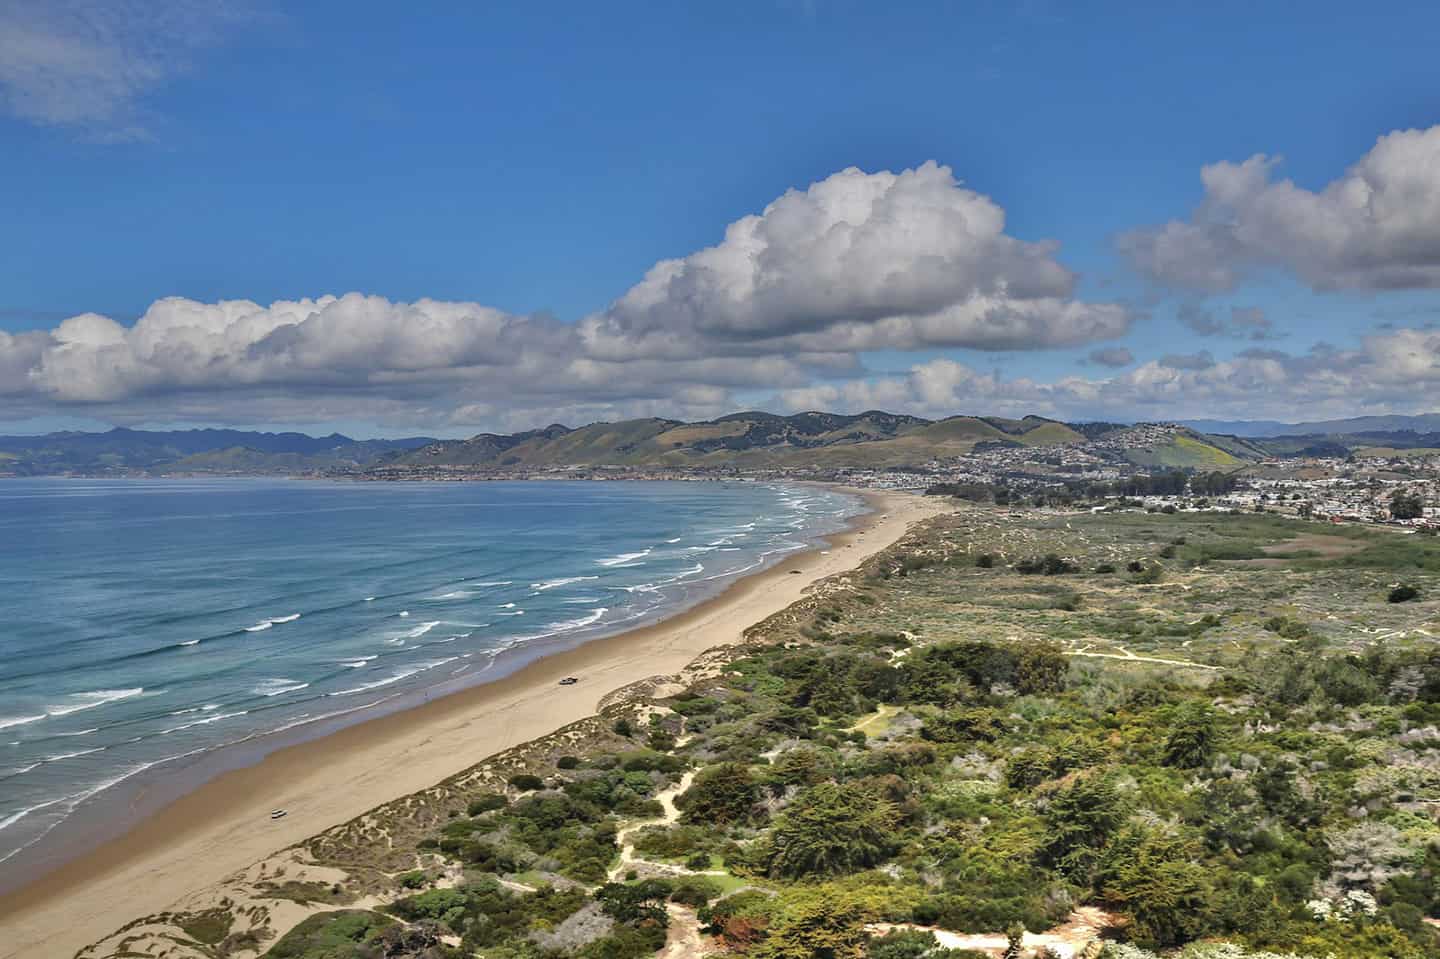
(3, 1, 1440, 438)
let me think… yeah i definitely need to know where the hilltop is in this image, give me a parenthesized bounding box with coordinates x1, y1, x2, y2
(378, 412, 1264, 473)
(25, 410, 1440, 477)
(0, 415, 1258, 477)
(0, 428, 436, 476)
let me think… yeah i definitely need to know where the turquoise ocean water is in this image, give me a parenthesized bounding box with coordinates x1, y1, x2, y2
(0, 479, 860, 873)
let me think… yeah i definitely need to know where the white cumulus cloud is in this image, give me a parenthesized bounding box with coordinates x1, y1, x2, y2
(582, 161, 1131, 357)
(1121, 125, 1440, 292)
(0, 163, 1134, 429)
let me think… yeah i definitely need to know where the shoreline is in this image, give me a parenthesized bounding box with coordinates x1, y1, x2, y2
(0, 487, 943, 959)
(0, 480, 864, 888)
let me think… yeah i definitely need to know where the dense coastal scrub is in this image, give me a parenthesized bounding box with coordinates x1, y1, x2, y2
(76, 505, 1440, 959)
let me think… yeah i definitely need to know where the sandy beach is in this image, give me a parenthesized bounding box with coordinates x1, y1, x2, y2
(0, 487, 943, 959)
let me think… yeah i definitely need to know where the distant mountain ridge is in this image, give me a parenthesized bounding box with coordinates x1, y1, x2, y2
(384, 411, 1264, 471)
(0, 427, 436, 475)
(17, 409, 1434, 477)
(1183, 413, 1440, 437)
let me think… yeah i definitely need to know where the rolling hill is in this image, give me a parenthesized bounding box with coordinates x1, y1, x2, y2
(0, 428, 437, 475)
(381, 412, 1248, 471)
(0, 414, 1276, 476)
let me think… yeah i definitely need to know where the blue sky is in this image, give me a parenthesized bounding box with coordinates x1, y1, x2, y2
(3, 1, 1440, 436)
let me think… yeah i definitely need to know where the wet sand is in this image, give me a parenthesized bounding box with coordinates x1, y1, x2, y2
(0, 487, 943, 959)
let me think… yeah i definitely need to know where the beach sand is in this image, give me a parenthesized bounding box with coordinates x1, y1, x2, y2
(0, 487, 945, 959)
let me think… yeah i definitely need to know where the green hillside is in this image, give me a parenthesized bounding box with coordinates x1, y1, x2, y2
(381, 411, 1180, 471)
(1125, 434, 1245, 469)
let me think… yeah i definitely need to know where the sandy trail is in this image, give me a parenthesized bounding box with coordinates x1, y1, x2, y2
(608, 769, 699, 882)
(869, 905, 1117, 958)
(0, 488, 945, 959)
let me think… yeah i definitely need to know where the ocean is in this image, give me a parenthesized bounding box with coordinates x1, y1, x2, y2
(0, 478, 861, 872)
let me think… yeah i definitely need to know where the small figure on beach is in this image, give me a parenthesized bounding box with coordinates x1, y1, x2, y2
(558, 677, 579, 686)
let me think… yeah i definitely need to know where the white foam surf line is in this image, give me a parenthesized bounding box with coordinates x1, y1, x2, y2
(530, 575, 599, 591)
(610, 582, 661, 594)
(327, 656, 458, 697)
(0, 796, 69, 836)
(247, 697, 390, 739)
(44, 688, 145, 718)
(244, 612, 301, 632)
(166, 704, 221, 717)
(692, 541, 806, 585)
(161, 710, 248, 734)
(328, 669, 423, 697)
(498, 608, 611, 648)
(0, 741, 217, 866)
(0, 715, 46, 731)
(596, 548, 651, 567)
(401, 621, 441, 639)
(41, 747, 105, 762)
(252, 679, 310, 698)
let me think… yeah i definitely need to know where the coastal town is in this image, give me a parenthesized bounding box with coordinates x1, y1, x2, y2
(338, 425, 1440, 532)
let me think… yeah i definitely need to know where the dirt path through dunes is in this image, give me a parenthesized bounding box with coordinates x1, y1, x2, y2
(608, 770, 698, 881)
(869, 905, 1119, 958)
(1069, 648, 1220, 670)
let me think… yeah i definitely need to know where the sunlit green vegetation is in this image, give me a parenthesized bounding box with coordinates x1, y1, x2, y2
(255, 505, 1440, 959)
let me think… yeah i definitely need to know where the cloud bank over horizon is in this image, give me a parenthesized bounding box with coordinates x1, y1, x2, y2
(0, 163, 1143, 431)
(3, 142, 1440, 434)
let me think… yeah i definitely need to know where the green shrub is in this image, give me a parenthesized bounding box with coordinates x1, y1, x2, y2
(671, 876, 723, 907)
(466, 793, 509, 818)
(395, 870, 427, 889)
(177, 909, 232, 946)
(630, 823, 710, 860)
(266, 911, 393, 957)
(767, 782, 899, 879)
(677, 762, 759, 826)
(618, 749, 684, 774)
(1015, 553, 1076, 575)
